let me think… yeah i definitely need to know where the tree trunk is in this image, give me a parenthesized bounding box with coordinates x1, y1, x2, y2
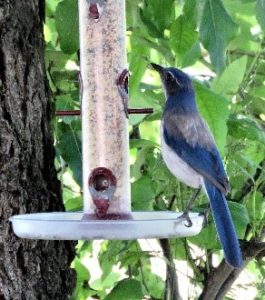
(0, 1, 76, 299)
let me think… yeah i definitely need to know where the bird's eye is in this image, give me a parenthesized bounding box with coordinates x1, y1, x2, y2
(165, 71, 174, 82)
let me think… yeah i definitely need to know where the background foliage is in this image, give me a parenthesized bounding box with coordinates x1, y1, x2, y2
(45, 0, 265, 299)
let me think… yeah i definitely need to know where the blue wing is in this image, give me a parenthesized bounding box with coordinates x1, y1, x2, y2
(163, 123, 229, 193)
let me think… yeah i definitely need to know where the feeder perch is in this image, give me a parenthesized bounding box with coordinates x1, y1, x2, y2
(10, 0, 204, 240)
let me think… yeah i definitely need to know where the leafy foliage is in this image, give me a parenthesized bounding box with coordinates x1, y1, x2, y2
(199, 0, 238, 74)
(55, 0, 79, 54)
(45, 0, 265, 299)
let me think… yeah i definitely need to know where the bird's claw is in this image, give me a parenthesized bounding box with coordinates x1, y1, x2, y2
(179, 211, 193, 227)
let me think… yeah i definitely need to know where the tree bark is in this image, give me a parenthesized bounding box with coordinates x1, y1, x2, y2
(0, 1, 76, 299)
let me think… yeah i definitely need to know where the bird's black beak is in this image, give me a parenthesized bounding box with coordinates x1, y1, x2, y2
(150, 63, 165, 74)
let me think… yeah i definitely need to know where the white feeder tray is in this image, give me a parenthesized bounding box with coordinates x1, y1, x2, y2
(10, 211, 204, 240)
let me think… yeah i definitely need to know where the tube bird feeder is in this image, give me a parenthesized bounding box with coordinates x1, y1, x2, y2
(80, 0, 130, 218)
(10, 0, 204, 240)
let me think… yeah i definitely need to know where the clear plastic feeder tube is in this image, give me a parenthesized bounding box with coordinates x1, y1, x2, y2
(79, 0, 130, 215)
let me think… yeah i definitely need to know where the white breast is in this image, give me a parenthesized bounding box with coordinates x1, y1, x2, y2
(160, 123, 203, 189)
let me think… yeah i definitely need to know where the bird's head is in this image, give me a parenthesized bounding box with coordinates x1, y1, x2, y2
(151, 63, 193, 98)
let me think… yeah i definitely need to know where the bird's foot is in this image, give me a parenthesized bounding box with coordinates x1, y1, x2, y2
(179, 211, 193, 227)
(178, 188, 202, 227)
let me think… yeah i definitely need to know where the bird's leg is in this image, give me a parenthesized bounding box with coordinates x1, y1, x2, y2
(199, 204, 211, 228)
(179, 187, 202, 227)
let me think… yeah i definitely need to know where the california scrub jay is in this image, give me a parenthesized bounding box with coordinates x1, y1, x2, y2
(152, 63, 243, 268)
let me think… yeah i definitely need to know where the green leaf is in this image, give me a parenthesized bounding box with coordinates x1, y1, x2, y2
(227, 139, 264, 191)
(183, 0, 197, 27)
(64, 196, 83, 211)
(229, 202, 250, 239)
(55, 0, 79, 54)
(181, 42, 201, 68)
(126, 0, 142, 28)
(57, 120, 82, 186)
(128, 34, 150, 98)
(194, 82, 229, 154)
(170, 15, 199, 66)
(104, 279, 144, 300)
(246, 191, 265, 223)
(251, 85, 265, 99)
(51, 70, 78, 91)
(72, 258, 90, 284)
(212, 56, 248, 99)
(131, 141, 157, 180)
(248, 91, 265, 115)
(149, 0, 175, 31)
(121, 250, 153, 268)
(227, 114, 265, 143)
(199, 0, 238, 73)
(256, 0, 265, 31)
(132, 175, 155, 210)
(132, 36, 174, 65)
(139, 269, 164, 299)
(140, 0, 175, 38)
(45, 50, 69, 69)
(140, 10, 162, 38)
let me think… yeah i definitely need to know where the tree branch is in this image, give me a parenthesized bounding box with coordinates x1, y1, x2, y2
(199, 240, 265, 299)
(159, 239, 181, 300)
(198, 260, 235, 300)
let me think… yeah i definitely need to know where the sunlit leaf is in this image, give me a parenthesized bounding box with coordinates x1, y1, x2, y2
(57, 120, 82, 186)
(128, 34, 150, 99)
(132, 175, 155, 210)
(170, 15, 199, 66)
(246, 191, 265, 223)
(140, 0, 175, 38)
(194, 82, 229, 154)
(64, 196, 82, 211)
(199, 0, 238, 73)
(55, 0, 79, 54)
(227, 114, 265, 143)
(229, 201, 250, 239)
(104, 279, 144, 300)
(212, 56, 248, 99)
(72, 258, 90, 284)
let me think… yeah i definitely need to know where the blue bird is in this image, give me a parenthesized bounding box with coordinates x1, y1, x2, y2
(152, 63, 243, 268)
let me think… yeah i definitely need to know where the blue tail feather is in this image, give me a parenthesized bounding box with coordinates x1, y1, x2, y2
(204, 180, 243, 268)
